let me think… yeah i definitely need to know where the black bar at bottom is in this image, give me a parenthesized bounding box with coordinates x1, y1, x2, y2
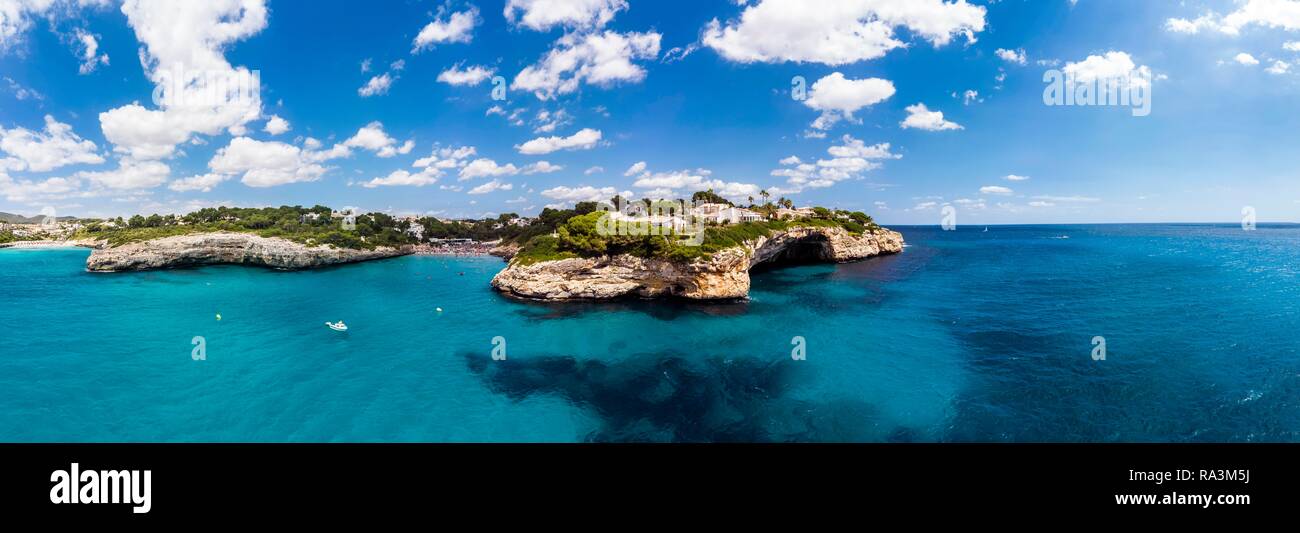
(0, 444, 1284, 520)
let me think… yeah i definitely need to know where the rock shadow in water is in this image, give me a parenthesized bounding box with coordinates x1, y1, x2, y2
(464, 351, 893, 442)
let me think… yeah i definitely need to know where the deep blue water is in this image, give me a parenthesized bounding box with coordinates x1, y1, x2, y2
(2, 224, 1299, 442)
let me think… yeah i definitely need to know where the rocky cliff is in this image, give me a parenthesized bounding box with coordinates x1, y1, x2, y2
(85, 232, 412, 272)
(491, 226, 904, 301)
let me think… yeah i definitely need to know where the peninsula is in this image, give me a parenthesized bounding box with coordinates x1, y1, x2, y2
(491, 196, 903, 301)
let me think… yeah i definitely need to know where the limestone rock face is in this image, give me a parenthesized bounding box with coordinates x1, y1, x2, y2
(85, 232, 411, 272)
(491, 226, 904, 301)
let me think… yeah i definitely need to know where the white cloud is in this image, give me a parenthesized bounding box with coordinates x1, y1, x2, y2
(624, 161, 647, 176)
(1, 0, 112, 51)
(340, 122, 412, 158)
(208, 137, 328, 188)
(1062, 51, 1154, 89)
(1235, 52, 1260, 66)
(362, 168, 440, 188)
(703, 0, 986, 66)
(413, 6, 478, 52)
(516, 128, 602, 155)
(98, 0, 267, 160)
(803, 72, 895, 131)
(523, 161, 563, 174)
(358, 73, 394, 97)
(772, 134, 898, 192)
(900, 103, 962, 131)
(468, 179, 513, 195)
(263, 115, 290, 135)
(584, 166, 604, 175)
(504, 0, 627, 31)
(413, 145, 476, 170)
(541, 185, 622, 203)
(78, 158, 170, 190)
(0, 172, 83, 202)
(980, 185, 1013, 195)
(73, 28, 109, 74)
(1286, 41, 1300, 51)
(628, 164, 760, 201)
(512, 30, 661, 100)
(995, 47, 1027, 66)
(459, 158, 519, 180)
(1267, 60, 1292, 74)
(1167, 0, 1300, 36)
(168, 172, 230, 192)
(1003, 174, 1031, 181)
(0, 115, 105, 172)
(437, 63, 496, 86)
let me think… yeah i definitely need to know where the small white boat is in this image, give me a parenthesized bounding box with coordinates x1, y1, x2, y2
(326, 321, 349, 332)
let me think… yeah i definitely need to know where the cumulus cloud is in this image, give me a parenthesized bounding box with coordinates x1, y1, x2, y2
(263, 115, 290, 135)
(412, 5, 477, 53)
(1, 0, 112, 51)
(98, 0, 268, 161)
(512, 30, 661, 100)
(413, 145, 477, 170)
(1235, 52, 1260, 66)
(437, 63, 496, 86)
(980, 185, 1013, 195)
(802, 72, 895, 131)
(1003, 174, 1031, 181)
(900, 103, 962, 131)
(1166, 0, 1300, 35)
(459, 158, 519, 180)
(523, 161, 563, 174)
(1062, 51, 1154, 89)
(358, 73, 394, 97)
(0, 115, 105, 172)
(168, 172, 230, 192)
(78, 158, 170, 190)
(209, 137, 328, 188)
(341, 121, 413, 158)
(504, 0, 627, 31)
(624, 161, 647, 176)
(468, 179, 513, 195)
(771, 134, 899, 192)
(73, 28, 109, 74)
(541, 184, 627, 204)
(703, 0, 986, 66)
(516, 128, 602, 155)
(362, 168, 440, 188)
(627, 164, 761, 202)
(996, 47, 1027, 65)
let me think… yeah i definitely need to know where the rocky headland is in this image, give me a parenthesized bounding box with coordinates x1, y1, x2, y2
(84, 232, 412, 272)
(491, 225, 904, 301)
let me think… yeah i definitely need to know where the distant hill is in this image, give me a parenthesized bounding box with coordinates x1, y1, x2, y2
(0, 212, 79, 224)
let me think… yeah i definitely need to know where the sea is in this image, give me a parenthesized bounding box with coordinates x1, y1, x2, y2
(2, 224, 1298, 442)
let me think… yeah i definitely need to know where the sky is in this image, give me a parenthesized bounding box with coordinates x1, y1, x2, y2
(1, 0, 1299, 225)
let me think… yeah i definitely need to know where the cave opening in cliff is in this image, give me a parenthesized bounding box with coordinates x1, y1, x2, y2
(750, 237, 833, 273)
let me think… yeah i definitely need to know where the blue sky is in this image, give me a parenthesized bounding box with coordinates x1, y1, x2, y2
(1, 0, 1299, 224)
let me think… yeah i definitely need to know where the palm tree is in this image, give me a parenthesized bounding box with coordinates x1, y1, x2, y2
(760, 190, 770, 206)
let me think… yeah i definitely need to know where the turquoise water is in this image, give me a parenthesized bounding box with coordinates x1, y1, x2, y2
(2, 224, 1299, 442)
